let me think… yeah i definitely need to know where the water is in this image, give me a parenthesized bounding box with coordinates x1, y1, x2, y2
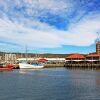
(0, 68, 100, 100)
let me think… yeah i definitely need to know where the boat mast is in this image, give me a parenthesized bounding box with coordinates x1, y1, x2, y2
(25, 45, 28, 61)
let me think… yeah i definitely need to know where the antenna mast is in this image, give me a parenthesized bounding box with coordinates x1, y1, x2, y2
(97, 32, 100, 42)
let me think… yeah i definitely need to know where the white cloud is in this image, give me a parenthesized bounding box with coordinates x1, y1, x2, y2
(7, 0, 72, 19)
(0, 18, 62, 48)
(0, 13, 99, 50)
(24, 0, 71, 14)
(60, 14, 100, 46)
(0, 0, 100, 52)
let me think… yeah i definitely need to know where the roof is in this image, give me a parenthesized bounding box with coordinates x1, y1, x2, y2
(65, 54, 85, 59)
(38, 58, 48, 62)
(86, 54, 100, 57)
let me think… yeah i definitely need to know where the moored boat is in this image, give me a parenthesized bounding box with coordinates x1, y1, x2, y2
(0, 64, 13, 71)
(19, 62, 44, 69)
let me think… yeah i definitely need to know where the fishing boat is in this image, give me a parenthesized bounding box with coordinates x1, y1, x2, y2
(0, 64, 13, 71)
(19, 62, 44, 69)
(19, 58, 48, 69)
(18, 46, 45, 69)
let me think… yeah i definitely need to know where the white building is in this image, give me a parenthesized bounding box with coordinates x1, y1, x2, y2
(5, 54, 17, 63)
(17, 57, 66, 63)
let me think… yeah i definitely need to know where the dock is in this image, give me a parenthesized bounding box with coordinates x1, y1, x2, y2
(64, 63, 100, 69)
(44, 63, 64, 68)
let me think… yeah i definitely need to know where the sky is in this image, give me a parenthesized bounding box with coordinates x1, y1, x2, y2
(0, 0, 100, 54)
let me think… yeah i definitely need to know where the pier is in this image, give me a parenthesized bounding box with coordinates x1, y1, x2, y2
(64, 63, 100, 69)
(44, 63, 64, 68)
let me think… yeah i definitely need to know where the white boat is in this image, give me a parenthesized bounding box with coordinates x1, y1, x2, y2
(18, 46, 44, 69)
(19, 62, 44, 69)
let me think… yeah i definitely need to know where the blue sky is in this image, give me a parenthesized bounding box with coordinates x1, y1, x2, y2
(0, 0, 100, 54)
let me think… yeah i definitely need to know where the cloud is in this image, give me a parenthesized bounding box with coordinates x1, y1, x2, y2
(0, 18, 62, 48)
(0, 13, 99, 49)
(0, 0, 71, 19)
(62, 13, 100, 46)
(24, 0, 71, 14)
(0, 0, 100, 52)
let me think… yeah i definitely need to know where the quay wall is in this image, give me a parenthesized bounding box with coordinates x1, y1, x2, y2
(13, 63, 100, 69)
(44, 64, 64, 68)
(13, 63, 65, 69)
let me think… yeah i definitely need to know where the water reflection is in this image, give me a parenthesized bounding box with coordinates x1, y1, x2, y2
(18, 69, 43, 74)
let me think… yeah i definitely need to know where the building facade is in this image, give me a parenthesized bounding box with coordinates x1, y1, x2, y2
(5, 54, 17, 63)
(96, 42, 100, 54)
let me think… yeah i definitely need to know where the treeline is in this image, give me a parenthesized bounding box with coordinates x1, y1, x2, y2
(0, 52, 68, 58)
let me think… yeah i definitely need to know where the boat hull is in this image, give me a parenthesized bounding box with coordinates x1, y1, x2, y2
(19, 63, 44, 69)
(0, 64, 13, 71)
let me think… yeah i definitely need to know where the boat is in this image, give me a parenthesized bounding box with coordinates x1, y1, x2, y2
(19, 62, 44, 69)
(0, 64, 13, 71)
(18, 46, 44, 69)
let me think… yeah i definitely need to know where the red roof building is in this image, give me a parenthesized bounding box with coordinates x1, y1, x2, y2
(38, 58, 48, 63)
(86, 54, 100, 57)
(66, 53, 85, 59)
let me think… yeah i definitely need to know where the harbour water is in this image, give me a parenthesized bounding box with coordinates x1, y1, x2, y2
(0, 68, 100, 100)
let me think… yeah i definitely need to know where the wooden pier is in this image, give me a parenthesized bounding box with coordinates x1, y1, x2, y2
(64, 63, 100, 69)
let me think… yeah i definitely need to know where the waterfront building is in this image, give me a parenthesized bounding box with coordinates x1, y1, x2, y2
(65, 53, 85, 63)
(65, 53, 100, 68)
(65, 53, 100, 63)
(96, 42, 100, 54)
(86, 54, 100, 64)
(5, 54, 17, 64)
(0, 56, 2, 63)
(17, 57, 65, 63)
